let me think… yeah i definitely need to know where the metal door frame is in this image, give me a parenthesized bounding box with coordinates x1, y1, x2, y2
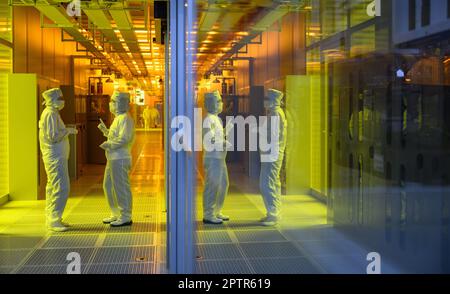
(166, 0, 196, 274)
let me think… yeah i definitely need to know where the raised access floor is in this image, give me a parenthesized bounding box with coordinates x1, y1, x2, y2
(0, 130, 404, 274)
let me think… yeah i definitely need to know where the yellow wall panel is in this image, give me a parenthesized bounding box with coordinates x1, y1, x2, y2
(0, 1, 12, 199)
(286, 75, 311, 195)
(8, 74, 38, 201)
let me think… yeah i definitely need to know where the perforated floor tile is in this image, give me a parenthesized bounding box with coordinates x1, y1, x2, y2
(196, 231, 232, 244)
(63, 214, 108, 224)
(0, 236, 43, 250)
(224, 221, 276, 231)
(281, 227, 341, 242)
(297, 239, 368, 257)
(86, 262, 155, 274)
(104, 222, 156, 234)
(219, 210, 266, 220)
(240, 242, 303, 258)
(249, 257, 321, 274)
(0, 249, 33, 267)
(233, 230, 287, 243)
(24, 248, 94, 266)
(221, 203, 259, 211)
(195, 221, 228, 231)
(1, 225, 47, 236)
(16, 265, 69, 274)
(102, 233, 154, 247)
(42, 235, 99, 249)
(195, 260, 252, 274)
(313, 255, 368, 274)
(71, 205, 111, 214)
(196, 244, 243, 260)
(14, 215, 46, 225)
(51, 223, 106, 235)
(133, 214, 156, 222)
(92, 246, 155, 264)
(0, 266, 14, 274)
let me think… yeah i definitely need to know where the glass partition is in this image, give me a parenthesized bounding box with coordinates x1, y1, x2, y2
(189, 0, 450, 274)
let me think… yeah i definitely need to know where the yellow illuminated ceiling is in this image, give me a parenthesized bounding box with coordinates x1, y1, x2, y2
(10, 0, 164, 91)
(194, 0, 308, 78)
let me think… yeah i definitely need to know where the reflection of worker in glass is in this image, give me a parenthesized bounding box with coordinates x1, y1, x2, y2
(202, 90, 230, 224)
(39, 88, 78, 232)
(259, 89, 287, 226)
(150, 106, 160, 127)
(98, 92, 135, 227)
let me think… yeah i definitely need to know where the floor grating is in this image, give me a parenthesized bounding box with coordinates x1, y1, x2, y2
(195, 260, 252, 274)
(92, 246, 155, 264)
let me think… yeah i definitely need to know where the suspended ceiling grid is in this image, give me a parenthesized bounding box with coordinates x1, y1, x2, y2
(10, 0, 165, 90)
(194, 0, 308, 78)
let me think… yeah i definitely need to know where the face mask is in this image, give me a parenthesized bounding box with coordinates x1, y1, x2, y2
(55, 100, 65, 110)
(109, 101, 117, 115)
(216, 100, 223, 114)
(264, 100, 271, 109)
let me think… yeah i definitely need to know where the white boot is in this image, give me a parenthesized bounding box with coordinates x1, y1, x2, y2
(102, 216, 118, 224)
(216, 214, 230, 221)
(261, 216, 278, 227)
(110, 219, 133, 227)
(203, 217, 223, 224)
(48, 221, 69, 232)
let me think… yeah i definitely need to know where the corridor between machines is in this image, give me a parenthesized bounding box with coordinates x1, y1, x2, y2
(0, 130, 166, 274)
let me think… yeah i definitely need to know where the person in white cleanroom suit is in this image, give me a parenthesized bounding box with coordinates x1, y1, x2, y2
(39, 88, 78, 232)
(259, 89, 287, 226)
(202, 90, 230, 224)
(142, 106, 152, 130)
(98, 92, 135, 227)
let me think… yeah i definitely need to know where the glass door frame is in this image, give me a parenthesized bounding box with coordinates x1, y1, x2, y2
(166, 0, 197, 274)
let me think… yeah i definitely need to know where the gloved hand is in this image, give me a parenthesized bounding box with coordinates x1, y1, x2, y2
(97, 122, 109, 136)
(99, 141, 111, 150)
(67, 127, 78, 135)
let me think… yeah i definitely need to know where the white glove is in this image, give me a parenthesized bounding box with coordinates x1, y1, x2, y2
(99, 141, 111, 150)
(67, 127, 78, 135)
(97, 122, 109, 136)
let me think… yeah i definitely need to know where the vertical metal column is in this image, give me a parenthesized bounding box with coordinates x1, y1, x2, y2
(167, 0, 196, 274)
